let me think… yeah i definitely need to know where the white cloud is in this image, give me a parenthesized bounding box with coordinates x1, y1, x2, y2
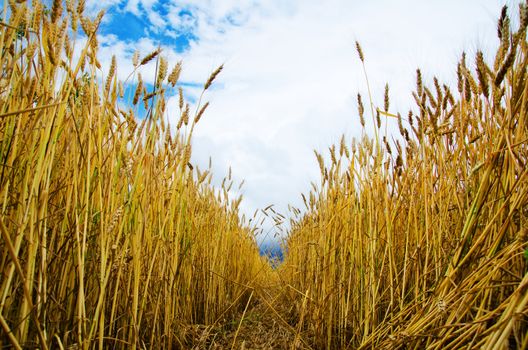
(147, 10, 166, 32)
(172, 0, 510, 229)
(165, 6, 197, 34)
(124, 0, 159, 15)
(85, 0, 522, 240)
(85, 0, 122, 14)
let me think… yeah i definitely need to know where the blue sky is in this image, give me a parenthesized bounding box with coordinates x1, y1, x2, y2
(100, 2, 197, 51)
(80, 0, 522, 243)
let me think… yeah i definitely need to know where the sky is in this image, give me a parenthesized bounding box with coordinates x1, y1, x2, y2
(79, 0, 521, 243)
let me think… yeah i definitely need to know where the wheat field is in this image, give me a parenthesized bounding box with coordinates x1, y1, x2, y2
(0, 1, 527, 349)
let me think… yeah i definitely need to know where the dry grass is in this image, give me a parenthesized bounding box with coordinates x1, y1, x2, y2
(0, 2, 271, 349)
(1, 1, 528, 350)
(280, 3, 528, 349)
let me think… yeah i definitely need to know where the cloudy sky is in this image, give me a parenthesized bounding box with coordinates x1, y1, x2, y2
(82, 0, 520, 242)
